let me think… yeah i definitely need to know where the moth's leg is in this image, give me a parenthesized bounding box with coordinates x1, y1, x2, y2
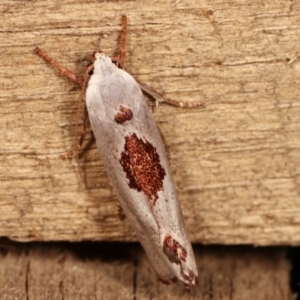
(35, 47, 83, 86)
(60, 65, 94, 158)
(138, 80, 205, 108)
(111, 15, 127, 68)
(35, 47, 92, 158)
(117, 204, 126, 221)
(60, 107, 91, 159)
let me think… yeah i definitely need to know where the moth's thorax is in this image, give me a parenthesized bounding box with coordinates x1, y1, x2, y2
(92, 52, 117, 78)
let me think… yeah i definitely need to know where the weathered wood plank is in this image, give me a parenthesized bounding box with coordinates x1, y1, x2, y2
(0, 0, 300, 244)
(0, 240, 293, 299)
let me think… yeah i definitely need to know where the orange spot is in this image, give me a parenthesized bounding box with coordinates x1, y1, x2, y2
(163, 235, 187, 265)
(119, 133, 166, 206)
(114, 106, 133, 123)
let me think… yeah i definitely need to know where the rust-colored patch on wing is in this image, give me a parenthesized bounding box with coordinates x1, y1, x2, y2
(163, 235, 187, 265)
(119, 133, 166, 206)
(114, 105, 133, 123)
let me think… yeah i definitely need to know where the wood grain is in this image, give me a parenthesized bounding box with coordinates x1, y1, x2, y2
(0, 240, 293, 299)
(0, 0, 300, 244)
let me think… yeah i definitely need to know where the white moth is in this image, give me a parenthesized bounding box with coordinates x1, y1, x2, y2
(87, 52, 198, 287)
(36, 16, 198, 287)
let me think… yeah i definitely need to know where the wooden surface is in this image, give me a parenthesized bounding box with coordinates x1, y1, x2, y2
(0, 240, 293, 300)
(1, 0, 300, 244)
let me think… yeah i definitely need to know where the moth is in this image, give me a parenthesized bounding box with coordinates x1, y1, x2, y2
(36, 15, 200, 287)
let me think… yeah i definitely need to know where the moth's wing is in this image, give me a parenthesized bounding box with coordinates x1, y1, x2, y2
(86, 69, 197, 286)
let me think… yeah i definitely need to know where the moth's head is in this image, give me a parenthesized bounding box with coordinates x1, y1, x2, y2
(89, 51, 116, 76)
(91, 51, 103, 61)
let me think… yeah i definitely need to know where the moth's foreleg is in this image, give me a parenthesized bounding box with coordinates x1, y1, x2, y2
(60, 107, 92, 159)
(35, 47, 94, 159)
(35, 47, 83, 86)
